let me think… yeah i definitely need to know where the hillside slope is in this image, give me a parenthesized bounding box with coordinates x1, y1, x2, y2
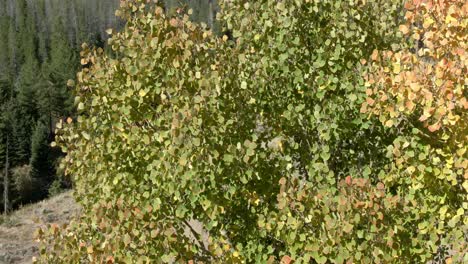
(0, 191, 79, 264)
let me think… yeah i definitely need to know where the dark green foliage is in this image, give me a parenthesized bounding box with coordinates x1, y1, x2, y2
(30, 121, 53, 195)
(47, 178, 65, 197)
(11, 165, 36, 203)
(0, 0, 123, 211)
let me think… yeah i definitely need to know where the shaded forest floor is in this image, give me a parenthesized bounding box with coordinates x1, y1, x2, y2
(0, 191, 80, 264)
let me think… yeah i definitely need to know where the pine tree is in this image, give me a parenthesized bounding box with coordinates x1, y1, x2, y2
(29, 120, 52, 198)
(0, 99, 14, 214)
(0, 0, 12, 80)
(13, 0, 41, 163)
(14, 55, 40, 162)
(6, 1, 19, 76)
(35, 0, 50, 64)
(3, 132, 9, 214)
(39, 17, 76, 133)
(0, 71, 13, 214)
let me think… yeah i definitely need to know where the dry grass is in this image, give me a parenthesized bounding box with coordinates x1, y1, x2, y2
(0, 191, 80, 264)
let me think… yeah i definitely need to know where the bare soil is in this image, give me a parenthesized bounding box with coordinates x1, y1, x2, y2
(0, 191, 80, 264)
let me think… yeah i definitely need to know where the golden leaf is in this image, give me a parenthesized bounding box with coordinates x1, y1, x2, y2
(428, 123, 441, 132)
(399, 24, 409, 34)
(410, 83, 421, 92)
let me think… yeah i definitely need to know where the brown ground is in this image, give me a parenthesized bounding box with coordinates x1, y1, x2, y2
(0, 191, 80, 264)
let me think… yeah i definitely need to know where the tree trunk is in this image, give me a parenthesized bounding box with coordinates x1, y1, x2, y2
(4, 133, 9, 215)
(208, 0, 213, 28)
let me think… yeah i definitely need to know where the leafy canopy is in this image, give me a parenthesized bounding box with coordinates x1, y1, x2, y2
(38, 0, 466, 263)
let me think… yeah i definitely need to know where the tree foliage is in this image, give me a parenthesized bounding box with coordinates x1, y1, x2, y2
(38, 0, 466, 263)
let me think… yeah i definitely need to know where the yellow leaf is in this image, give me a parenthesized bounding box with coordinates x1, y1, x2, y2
(423, 17, 434, 29)
(463, 181, 468, 191)
(410, 83, 420, 92)
(360, 103, 368, 113)
(169, 18, 178, 27)
(445, 15, 457, 25)
(87, 246, 94, 254)
(139, 89, 147, 97)
(385, 119, 394, 127)
(428, 123, 441, 132)
(405, 100, 414, 111)
(241, 81, 247, 89)
(67, 79, 75, 87)
(419, 114, 429, 122)
(399, 25, 409, 34)
(393, 63, 401, 74)
(371, 50, 379, 61)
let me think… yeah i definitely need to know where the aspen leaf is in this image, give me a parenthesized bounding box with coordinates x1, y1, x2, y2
(139, 89, 147, 97)
(399, 25, 409, 34)
(385, 119, 394, 127)
(410, 83, 420, 92)
(241, 81, 247, 89)
(393, 63, 401, 74)
(281, 255, 292, 264)
(428, 123, 440, 132)
(371, 50, 379, 61)
(77, 102, 85, 110)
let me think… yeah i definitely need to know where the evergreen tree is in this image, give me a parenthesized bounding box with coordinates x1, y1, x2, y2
(35, 0, 50, 64)
(29, 120, 52, 198)
(14, 56, 40, 162)
(13, 0, 41, 163)
(0, 80, 7, 212)
(0, 0, 12, 80)
(39, 17, 76, 133)
(0, 99, 14, 214)
(6, 2, 19, 75)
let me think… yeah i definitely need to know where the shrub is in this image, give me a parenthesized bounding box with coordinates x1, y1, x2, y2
(37, 0, 466, 263)
(48, 178, 65, 197)
(11, 165, 36, 203)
